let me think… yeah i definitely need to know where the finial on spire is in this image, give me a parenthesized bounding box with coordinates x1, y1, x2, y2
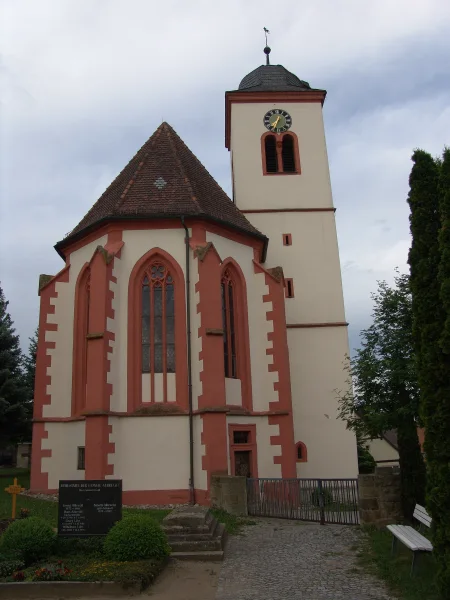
(263, 27, 271, 65)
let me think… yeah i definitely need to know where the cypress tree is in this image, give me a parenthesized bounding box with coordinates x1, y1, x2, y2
(407, 148, 450, 597)
(434, 147, 450, 595)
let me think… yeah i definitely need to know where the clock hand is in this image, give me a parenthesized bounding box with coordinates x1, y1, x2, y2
(272, 116, 280, 128)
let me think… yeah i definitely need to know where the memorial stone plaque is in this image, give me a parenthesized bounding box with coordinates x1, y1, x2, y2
(58, 480, 122, 536)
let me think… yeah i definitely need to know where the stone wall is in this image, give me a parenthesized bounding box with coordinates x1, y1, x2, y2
(16, 443, 31, 469)
(359, 467, 403, 526)
(210, 475, 248, 516)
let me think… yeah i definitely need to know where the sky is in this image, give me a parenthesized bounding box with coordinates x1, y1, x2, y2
(1, 0, 449, 356)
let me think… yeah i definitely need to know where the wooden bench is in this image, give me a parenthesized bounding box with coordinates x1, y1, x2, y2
(387, 504, 433, 575)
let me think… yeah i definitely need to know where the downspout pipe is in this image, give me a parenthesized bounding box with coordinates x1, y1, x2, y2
(181, 216, 195, 505)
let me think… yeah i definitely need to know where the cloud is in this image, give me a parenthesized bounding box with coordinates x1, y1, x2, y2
(1, 0, 450, 351)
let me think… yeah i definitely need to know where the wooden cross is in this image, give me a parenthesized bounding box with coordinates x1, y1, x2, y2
(5, 478, 25, 519)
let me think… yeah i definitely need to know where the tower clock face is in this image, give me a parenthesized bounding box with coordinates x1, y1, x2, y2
(263, 109, 292, 133)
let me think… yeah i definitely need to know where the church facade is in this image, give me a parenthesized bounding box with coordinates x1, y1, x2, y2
(31, 56, 358, 504)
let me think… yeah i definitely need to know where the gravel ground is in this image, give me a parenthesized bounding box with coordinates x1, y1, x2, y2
(215, 518, 395, 600)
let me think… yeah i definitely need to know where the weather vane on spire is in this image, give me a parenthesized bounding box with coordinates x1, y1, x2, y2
(263, 27, 271, 65)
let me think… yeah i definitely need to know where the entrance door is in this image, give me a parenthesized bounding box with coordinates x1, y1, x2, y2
(234, 450, 252, 477)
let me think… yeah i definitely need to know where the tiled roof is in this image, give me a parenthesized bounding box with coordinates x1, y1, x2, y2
(238, 64, 320, 93)
(59, 122, 265, 248)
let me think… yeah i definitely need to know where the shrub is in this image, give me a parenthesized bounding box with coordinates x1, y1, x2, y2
(104, 515, 170, 561)
(0, 559, 25, 578)
(55, 535, 104, 557)
(358, 443, 377, 474)
(0, 517, 56, 565)
(311, 487, 334, 507)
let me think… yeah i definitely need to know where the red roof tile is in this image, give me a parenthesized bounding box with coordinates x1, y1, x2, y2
(58, 122, 265, 249)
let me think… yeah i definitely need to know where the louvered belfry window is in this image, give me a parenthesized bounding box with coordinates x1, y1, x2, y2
(221, 268, 237, 378)
(265, 135, 278, 173)
(141, 262, 175, 374)
(282, 135, 296, 172)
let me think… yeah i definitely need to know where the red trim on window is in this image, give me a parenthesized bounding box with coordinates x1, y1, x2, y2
(128, 248, 188, 412)
(228, 424, 258, 478)
(296, 441, 308, 463)
(282, 233, 292, 246)
(221, 259, 253, 411)
(261, 131, 301, 176)
(72, 264, 90, 416)
(285, 278, 295, 298)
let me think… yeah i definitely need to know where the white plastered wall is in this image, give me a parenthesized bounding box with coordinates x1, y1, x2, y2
(290, 326, 358, 479)
(230, 97, 357, 479)
(44, 235, 107, 417)
(191, 255, 203, 411)
(246, 212, 346, 325)
(41, 422, 85, 488)
(193, 415, 207, 491)
(205, 232, 278, 412)
(367, 438, 399, 466)
(107, 416, 190, 490)
(226, 415, 281, 478)
(230, 102, 332, 211)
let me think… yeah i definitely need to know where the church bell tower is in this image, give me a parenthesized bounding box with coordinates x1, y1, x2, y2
(226, 46, 358, 478)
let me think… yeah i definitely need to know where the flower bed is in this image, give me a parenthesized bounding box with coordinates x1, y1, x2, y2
(0, 513, 170, 592)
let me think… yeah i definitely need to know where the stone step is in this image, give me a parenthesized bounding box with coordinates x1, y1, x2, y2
(163, 514, 216, 536)
(167, 522, 220, 542)
(169, 537, 223, 553)
(171, 550, 224, 561)
(163, 506, 213, 530)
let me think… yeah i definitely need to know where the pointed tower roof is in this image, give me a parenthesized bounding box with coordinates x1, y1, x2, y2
(56, 122, 265, 254)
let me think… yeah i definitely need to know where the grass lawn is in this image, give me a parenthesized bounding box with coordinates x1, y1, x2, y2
(358, 525, 439, 600)
(1, 469, 250, 534)
(0, 469, 169, 525)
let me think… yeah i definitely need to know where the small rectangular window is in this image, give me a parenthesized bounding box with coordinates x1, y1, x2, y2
(233, 430, 250, 444)
(285, 278, 294, 299)
(283, 234, 292, 246)
(77, 446, 85, 470)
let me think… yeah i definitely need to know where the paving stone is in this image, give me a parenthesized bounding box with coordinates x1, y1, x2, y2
(215, 518, 396, 600)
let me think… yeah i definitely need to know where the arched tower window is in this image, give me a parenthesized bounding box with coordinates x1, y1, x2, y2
(261, 131, 301, 175)
(264, 135, 278, 173)
(72, 265, 90, 416)
(282, 135, 296, 173)
(141, 262, 175, 374)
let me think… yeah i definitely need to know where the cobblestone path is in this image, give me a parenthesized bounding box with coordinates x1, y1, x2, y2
(216, 519, 395, 600)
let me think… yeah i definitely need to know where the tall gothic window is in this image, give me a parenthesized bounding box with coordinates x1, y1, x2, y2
(221, 268, 237, 378)
(72, 266, 90, 416)
(141, 262, 175, 374)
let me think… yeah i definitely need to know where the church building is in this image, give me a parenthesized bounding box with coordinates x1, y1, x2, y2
(31, 50, 358, 505)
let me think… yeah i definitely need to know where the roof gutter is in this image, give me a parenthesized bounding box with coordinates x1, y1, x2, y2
(180, 216, 195, 505)
(55, 214, 268, 262)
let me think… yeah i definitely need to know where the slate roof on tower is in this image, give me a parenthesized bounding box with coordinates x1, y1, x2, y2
(238, 64, 314, 92)
(56, 122, 266, 254)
